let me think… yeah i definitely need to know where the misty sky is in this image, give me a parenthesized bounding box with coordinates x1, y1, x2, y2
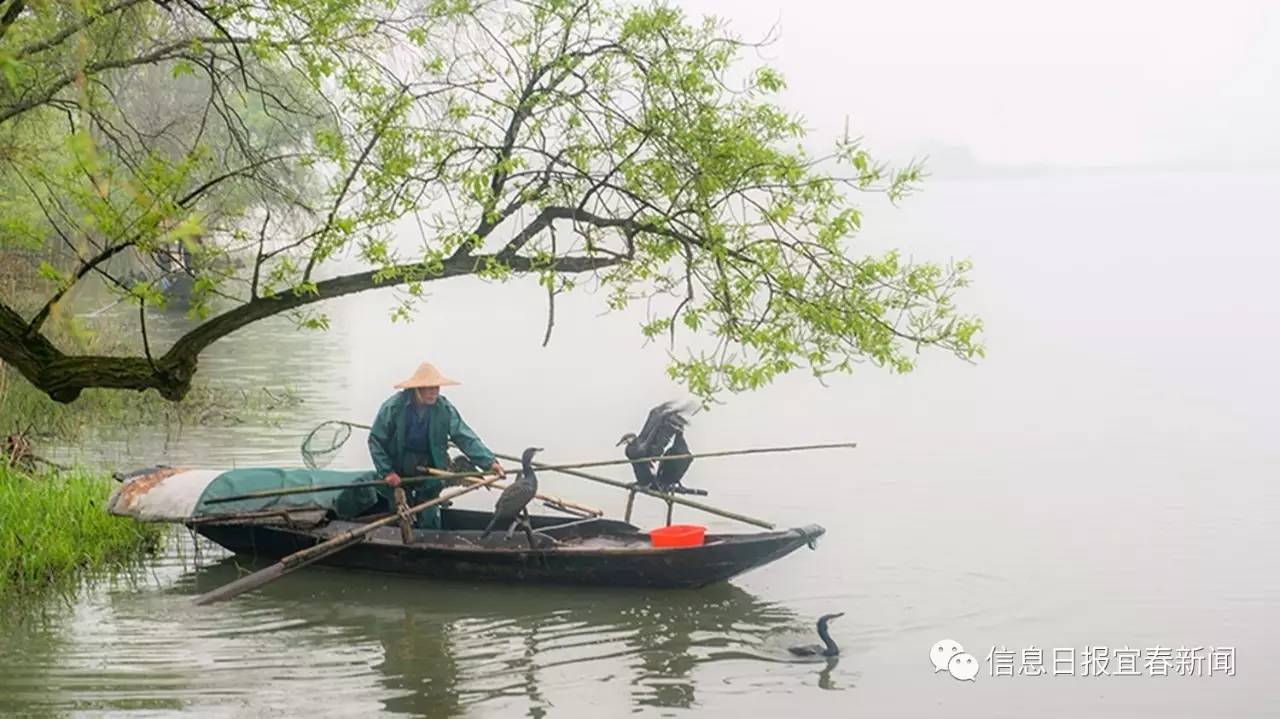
(677, 0, 1279, 169)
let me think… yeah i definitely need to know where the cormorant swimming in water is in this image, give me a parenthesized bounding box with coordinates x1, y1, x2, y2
(617, 400, 698, 490)
(481, 446, 542, 546)
(788, 612, 844, 657)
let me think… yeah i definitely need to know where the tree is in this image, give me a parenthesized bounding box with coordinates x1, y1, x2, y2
(0, 0, 983, 404)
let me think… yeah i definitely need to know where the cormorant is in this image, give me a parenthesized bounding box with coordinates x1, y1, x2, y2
(481, 446, 542, 546)
(446, 453, 477, 476)
(654, 429, 693, 493)
(788, 613, 844, 657)
(617, 400, 698, 490)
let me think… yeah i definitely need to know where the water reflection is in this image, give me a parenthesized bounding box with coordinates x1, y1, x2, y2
(179, 554, 801, 716)
(816, 657, 841, 691)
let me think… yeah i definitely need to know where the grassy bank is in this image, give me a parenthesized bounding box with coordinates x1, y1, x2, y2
(0, 464, 163, 595)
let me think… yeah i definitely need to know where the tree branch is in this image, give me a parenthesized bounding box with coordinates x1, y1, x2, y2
(177, 153, 305, 207)
(542, 223, 558, 347)
(250, 209, 270, 298)
(303, 85, 410, 283)
(179, 0, 250, 89)
(0, 252, 619, 403)
(0, 0, 25, 44)
(0, 36, 245, 125)
(15, 0, 144, 58)
(25, 241, 138, 334)
(138, 298, 156, 370)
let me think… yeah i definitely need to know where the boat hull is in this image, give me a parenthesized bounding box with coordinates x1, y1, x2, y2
(194, 509, 825, 589)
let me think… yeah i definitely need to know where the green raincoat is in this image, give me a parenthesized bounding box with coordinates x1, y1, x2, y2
(345, 391, 497, 529)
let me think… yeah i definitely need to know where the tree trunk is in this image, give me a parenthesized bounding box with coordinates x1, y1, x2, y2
(0, 301, 197, 401)
(0, 252, 617, 403)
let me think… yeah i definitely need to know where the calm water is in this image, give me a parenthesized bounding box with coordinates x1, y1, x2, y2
(2, 170, 1277, 717)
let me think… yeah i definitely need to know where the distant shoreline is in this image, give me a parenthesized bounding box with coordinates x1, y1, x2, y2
(919, 162, 1280, 181)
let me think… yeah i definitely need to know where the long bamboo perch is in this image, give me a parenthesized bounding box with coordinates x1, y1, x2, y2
(202, 464, 520, 505)
(493, 452, 776, 530)
(427, 468, 604, 517)
(207, 442, 857, 506)
(193, 472, 505, 605)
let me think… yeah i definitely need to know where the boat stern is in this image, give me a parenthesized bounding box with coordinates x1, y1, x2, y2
(792, 523, 826, 550)
(107, 467, 223, 522)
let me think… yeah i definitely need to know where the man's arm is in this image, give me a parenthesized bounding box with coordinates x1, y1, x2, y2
(368, 400, 397, 477)
(448, 407, 498, 471)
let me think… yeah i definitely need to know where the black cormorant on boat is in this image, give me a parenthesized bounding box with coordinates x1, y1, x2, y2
(446, 453, 477, 475)
(617, 400, 698, 490)
(654, 429, 695, 493)
(481, 446, 542, 546)
(788, 612, 844, 657)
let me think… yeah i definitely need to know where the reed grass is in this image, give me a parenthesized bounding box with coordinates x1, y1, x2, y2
(0, 464, 163, 595)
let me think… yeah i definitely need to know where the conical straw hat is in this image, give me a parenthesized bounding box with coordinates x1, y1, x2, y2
(393, 361, 460, 388)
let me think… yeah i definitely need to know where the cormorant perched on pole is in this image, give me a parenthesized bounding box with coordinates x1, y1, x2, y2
(616, 400, 698, 490)
(655, 430, 694, 493)
(481, 446, 542, 546)
(788, 613, 844, 657)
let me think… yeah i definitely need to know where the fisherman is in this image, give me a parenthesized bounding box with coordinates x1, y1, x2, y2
(366, 361, 505, 529)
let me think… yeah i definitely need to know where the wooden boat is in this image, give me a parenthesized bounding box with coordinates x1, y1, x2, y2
(195, 508, 825, 589)
(108, 466, 825, 589)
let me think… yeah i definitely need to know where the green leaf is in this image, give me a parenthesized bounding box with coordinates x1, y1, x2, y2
(0, 54, 25, 92)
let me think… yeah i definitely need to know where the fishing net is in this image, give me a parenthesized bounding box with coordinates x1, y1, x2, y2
(300, 418, 478, 472)
(301, 420, 356, 469)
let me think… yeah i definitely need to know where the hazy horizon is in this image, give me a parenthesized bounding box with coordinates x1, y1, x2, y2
(676, 0, 1279, 173)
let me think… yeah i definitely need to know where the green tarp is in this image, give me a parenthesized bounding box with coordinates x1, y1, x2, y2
(194, 467, 384, 519)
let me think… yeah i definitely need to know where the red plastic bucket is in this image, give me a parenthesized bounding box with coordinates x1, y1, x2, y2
(648, 524, 706, 548)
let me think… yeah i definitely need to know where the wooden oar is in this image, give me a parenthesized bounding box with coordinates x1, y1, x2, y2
(493, 452, 776, 530)
(192, 472, 504, 606)
(207, 442, 857, 506)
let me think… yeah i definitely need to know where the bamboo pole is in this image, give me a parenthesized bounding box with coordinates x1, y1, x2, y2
(623, 489, 637, 523)
(211, 441, 857, 506)
(192, 472, 504, 605)
(521, 441, 859, 474)
(492, 452, 777, 530)
(539, 499, 593, 518)
(437, 470, 603, 517)
(186, 509, 314, 526)
(202, 465, 516, 505)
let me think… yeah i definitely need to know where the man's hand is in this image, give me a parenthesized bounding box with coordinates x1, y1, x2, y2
(489, 460, 506, 479)
(385, 472, 402, 488)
